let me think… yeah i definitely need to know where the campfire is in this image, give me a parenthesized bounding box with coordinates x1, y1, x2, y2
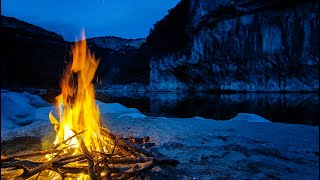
(1, 32, 178, 179)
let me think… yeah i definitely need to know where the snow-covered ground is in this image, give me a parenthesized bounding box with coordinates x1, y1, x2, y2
(1, 90, 319, 179)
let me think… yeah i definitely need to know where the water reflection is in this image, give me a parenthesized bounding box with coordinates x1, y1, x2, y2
(96, 92, 320, 126)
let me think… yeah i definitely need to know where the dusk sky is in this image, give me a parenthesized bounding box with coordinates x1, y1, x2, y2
(2, 0, 180, 41)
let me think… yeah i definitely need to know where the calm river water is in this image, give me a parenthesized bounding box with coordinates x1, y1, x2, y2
(93, 92, 320, 126)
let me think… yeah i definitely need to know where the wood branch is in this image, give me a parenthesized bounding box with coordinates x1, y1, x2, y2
(47, 161, 154, 176)
(100, 128, 117, 142)
(78, 137, 98, 180)
(119, 138, 153, 157)
(56, 166, 88, 174)
(108, 157, 179, 166)
(100, 128, 153, 157)
(139, 143, 156, 149)
(100, 128, 136, 157)
(108, 157, 153, 164)
(153, 158, 180, 166)
(1, 154, 85, 171)
(109, 161, 153, 174)
(1, 159, 42, 169)
(104, 162, 112, 180)
(16, 153, 72, 180)
(127, 136, 150, 144)
(1, 149, 61, 163)
(51, 130, 86, 149)
(54, 154, 85, 167)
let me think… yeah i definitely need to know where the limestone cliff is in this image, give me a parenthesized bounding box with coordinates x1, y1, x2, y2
(149, 0, 319, 92)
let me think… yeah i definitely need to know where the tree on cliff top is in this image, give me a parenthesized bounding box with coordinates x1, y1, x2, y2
(143, 0, 190, 57)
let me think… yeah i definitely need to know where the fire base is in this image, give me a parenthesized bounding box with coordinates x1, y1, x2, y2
(1, 128, 179, 179)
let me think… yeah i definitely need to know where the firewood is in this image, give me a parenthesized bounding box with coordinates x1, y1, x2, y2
(119, 138, 153, 157)
(1, 128, 179, 179)
(54, 154, 86, 167)
(16, 153, 72, 179)
(100, 128, 153, 157)
(1, 149, 61, 163)
(78, 137, 98, 180)
(1, 154, 85, 171)
(108, 157, 179, 166)
(108, 157, 153, 164)
(1, 159, 42, 169)
(153, 158, 180, 166)
(139, 143, 156, 149)
(109, 161, 154, 174)
(127, 136, 150, 144)
(56, 166, 88, 174)
(39, 161, 153, 175)
(51, 130, 86, 150)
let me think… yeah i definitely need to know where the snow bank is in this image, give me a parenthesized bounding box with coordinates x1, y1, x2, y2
(1, 90, 53, 141)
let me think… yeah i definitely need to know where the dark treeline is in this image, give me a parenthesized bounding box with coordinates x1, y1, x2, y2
(142, 0, 191, 57)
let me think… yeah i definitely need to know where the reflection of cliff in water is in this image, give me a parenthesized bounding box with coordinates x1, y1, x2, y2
(96, 92, 319, 126)
(149, 93, 320, 125)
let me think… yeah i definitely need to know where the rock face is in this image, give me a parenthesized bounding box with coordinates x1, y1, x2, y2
(149, 0, 319, 91)
(87, 36, 145, 51)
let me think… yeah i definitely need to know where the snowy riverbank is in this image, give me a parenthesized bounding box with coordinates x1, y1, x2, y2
(1, 90, 319, 179)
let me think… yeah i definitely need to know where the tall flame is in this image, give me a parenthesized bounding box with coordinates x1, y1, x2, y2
(49, 31, 106, 154)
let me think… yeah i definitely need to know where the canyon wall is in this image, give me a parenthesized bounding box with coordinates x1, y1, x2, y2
(149, 0, 319, 92)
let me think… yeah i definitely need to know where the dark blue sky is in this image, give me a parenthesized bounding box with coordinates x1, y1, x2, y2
(2, 0, 179, 41)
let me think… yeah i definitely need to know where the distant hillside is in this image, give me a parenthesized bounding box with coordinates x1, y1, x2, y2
(1, 16, 67, 88)
(1, 16, 65, 42)
(87, 36, 145, 51)
(1, 16, 149, 88)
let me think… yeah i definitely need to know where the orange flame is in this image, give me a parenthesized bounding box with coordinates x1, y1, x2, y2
(49, 31, 108, 154)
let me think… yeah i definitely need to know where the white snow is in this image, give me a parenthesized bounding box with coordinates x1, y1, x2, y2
(1, 90, 318, 179)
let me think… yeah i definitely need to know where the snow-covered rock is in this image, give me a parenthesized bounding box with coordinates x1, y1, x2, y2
(230, 113, 271, 123)
(117, 113, 148, 119)
(193, 116, 208, 120)
(1, 90, 53, 141)
(96, 101, 140, 114)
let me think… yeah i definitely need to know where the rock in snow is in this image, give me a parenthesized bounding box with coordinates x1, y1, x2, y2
(1, 90, 318, 179)
(96, 101, 140, 114)
(117, 113, 148, 119)
(230, 113, 271, 123)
